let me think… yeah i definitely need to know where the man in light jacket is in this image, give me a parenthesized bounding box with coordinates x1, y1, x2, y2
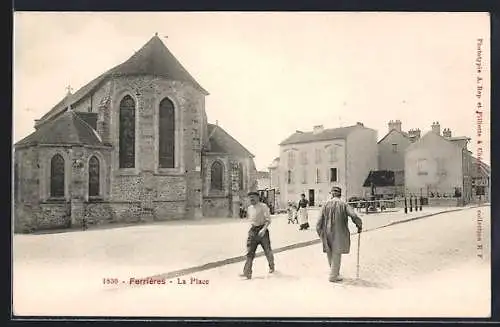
(316, 186, 363, 282)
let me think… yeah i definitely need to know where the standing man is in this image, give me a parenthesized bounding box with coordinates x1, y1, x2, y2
(240, 191, 275, 279)
(316, 186, 363, 282)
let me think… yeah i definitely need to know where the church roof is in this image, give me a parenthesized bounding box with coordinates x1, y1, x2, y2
(15, 110, 103, 148)
(279, 124, 367, 146)
(207, 123, 254, 158)
(38, 34, 208, 123)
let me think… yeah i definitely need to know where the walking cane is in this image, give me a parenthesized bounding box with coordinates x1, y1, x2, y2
(356, 231, 361, 279)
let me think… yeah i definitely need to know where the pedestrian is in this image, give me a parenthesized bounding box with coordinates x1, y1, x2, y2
(287, 202, 298, 224)
(316, 186, 363, 283)
(297, 193, 310, 230)
(82, 216, 88, 231)
(240, 191, 275, 279)
(239, 202, 247, 218)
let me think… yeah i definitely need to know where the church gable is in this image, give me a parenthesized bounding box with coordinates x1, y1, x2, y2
(36, 34, 208, 127)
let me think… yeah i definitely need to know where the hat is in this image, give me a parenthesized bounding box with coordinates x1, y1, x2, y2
(331, 186, 342, 193)
(248, 191, 260, 197)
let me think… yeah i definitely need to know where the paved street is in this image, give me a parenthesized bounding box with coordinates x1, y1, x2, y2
(13, 205, 490, 317)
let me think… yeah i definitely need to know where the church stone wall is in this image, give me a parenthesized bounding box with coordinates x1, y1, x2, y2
(203, 197, 231, 217)
(14, 147, 41, 232)
(36, 203, 71, 229)
(73, 80, 112, 114)
(103, 76, 204, 219)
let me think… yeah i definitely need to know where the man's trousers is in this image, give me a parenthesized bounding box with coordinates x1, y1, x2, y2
(243, 225, 275, 277)
(326, 251, 342, 279)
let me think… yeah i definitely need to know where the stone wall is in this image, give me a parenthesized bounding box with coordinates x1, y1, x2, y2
(428, 197, 461, 207)
(203, 197, 231, 217)
(153, 201, 186, 220)
(36, 202, 71, 230)
(102, 76, 205, 219)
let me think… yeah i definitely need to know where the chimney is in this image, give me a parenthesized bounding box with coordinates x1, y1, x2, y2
(443, 128, 452, 138)
(388, 119, 402, 132)
(431, 121, 441, 135)
(313, 125, 324, 134)
(408, 128, 421, 142)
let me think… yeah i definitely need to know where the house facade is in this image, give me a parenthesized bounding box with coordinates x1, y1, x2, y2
(256, 171, 271, 190)
(14, 34, 257, 233)
(377, 119, 419, 196)
(405, 124, 473, 205)
(276, 123, 378, 206)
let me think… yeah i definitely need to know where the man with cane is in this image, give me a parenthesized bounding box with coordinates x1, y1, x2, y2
(316, 185, 363, 283)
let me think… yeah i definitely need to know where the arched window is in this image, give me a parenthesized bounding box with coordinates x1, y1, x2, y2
(50, 154, 65, 197)
(88, 156, 100, 197)
(119, 95, 136, 168)
(159, 97, 175, 168)
(211, 161, 224, 190)
(238, 163, 244, 190)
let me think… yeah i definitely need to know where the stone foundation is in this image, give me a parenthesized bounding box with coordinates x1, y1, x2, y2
(203, 197, 232, 218)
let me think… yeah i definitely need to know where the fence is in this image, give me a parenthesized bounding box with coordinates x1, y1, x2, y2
(347, 196, 425, 214)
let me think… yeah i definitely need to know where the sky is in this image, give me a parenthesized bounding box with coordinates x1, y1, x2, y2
(13, 12, 490, 171)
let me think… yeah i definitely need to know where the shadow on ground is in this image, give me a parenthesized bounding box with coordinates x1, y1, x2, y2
(340, 278, 391, 289)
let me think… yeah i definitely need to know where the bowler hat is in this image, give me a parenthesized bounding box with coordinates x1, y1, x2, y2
(248, 191, 260, 197)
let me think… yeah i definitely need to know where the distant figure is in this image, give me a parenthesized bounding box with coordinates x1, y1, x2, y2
(239, 202, 247, 218)
(297, 193, 309, 230)
(82, 216, 88, 231)
(287, 202, 298, 224)
(316, 186, 363, 283)
(239, 191, 275, 279)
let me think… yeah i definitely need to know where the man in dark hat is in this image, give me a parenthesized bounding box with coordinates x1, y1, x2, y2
(316, 185, 363, 282)
(240, 191, 275, 279)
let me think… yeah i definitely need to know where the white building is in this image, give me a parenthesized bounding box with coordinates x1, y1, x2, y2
(276, 123, 378, 207)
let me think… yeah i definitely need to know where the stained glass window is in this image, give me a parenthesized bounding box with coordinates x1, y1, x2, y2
(119, 95, 136, 168)
(211, 161, 224, 190)
(50, 154, 65, 197)
(159, 98, 175, 168)
(89, 156, 100, 197)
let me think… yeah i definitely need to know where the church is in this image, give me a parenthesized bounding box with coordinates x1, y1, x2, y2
(14, 34, 258, 233)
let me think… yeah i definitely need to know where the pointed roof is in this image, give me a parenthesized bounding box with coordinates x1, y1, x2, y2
(108, 35, 208, 94)
(37, 35, 208, 124)
(279, 124, 369, 146)
(15, 111, 103, 148)
(207, 123, 254, 158)
(377, 128, 410, 144)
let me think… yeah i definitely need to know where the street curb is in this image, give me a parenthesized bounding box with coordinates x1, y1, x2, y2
(143, 204, 489, 282)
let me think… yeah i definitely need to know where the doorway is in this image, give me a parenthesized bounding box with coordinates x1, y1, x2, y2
(308, 189, 315, 206)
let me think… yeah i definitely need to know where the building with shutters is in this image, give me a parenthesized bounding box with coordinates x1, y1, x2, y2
(13, 34, 257, 233)
(275, 123, 378, 206)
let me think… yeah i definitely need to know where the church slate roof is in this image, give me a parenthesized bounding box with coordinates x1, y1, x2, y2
(38, 35, 208, 123)
(207, 123, 254, 158)
(279, 124, 365, 146)
(15, 111, 103, 148)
